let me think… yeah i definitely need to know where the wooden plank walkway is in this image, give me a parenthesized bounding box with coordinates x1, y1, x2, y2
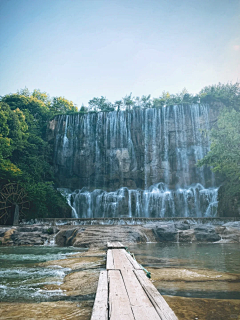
(91, 242, 178, 320)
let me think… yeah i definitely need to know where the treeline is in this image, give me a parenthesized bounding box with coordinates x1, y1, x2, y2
(82, 82, 240, 112)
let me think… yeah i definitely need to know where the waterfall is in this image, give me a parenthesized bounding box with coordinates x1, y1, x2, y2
(53, 104, 218, 218)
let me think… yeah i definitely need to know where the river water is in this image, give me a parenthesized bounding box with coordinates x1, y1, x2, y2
(128, 243, 240, 300)
(1, 243, 240, 320)
(0, 246, 85, 303)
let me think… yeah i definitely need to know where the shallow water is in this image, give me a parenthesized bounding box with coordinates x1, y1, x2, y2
(129, 242, 240, 273)
(128, 243, 240, 300)
(0, 246, 86, 302)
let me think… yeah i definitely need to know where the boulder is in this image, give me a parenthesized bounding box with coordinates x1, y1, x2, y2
(55, 228, 80, 246)
(10, 231, 48, 245)
(0, 227, 11, 237)
(179, 229, 196, 242)
(175, 221, 190, 230)
(194, 225, 221, 242)
(154, 223, 178, 241)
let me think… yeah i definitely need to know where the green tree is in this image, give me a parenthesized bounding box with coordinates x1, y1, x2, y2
(0, 102, 28, 181)
(0, 91, 71, 220)
(140, 95, 152, 108)
(51, 96, 78, 114)
(123, 93, 134, 110)
(199, 82, 240, 109)
(88, 96, 114, 112)
(32, 89, 51, 105)
(114, 100, 123, 111)
(198, 108, 240, 198)
(79, 104, 88, 113)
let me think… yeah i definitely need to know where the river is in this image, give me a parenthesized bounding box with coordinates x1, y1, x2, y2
(0, 246, 85, 303)
(0, 243, 240, 319)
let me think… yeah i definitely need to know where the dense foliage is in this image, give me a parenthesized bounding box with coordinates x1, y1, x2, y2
(198, 107, 240, 213)
(0, 89, 76, 220)
(197, 83, 240, 214)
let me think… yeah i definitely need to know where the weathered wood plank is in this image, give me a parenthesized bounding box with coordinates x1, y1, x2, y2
(106, 249, 114, 270)
(124, 250, 142, 270)
(134, 270, 178, 320)
(132, 305, 162, 320)
(112, 249, 134, 271)
(90, 270, 108, 320)
(107, 241, 125, 249)
(121, 269, 161, 320)
(108, 269, 134, 320)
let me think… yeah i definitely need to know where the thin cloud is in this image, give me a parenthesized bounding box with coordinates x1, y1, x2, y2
(233, 45, 240, 51)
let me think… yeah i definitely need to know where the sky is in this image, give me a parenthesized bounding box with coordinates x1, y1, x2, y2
(0, 0, 240, 107)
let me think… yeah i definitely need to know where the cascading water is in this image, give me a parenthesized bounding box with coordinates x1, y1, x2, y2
(53, 104, 218, 218)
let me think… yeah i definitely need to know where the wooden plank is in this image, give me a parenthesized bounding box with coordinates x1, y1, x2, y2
(110, 249, 161, 318)
(90, 270, 108, 320)
(124, 250, 142, 270)
(108, 269, 135, 320)
(112, 249, 134, 271)
(121, 269, 161, 320)
(107, 241, 125, 249)
(117, 241, 125, 247)
(106, 249, 115, 270)
(134, 270, 178, 320)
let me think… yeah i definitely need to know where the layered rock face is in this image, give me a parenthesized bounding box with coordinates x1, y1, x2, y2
(49, 105, 219, 218)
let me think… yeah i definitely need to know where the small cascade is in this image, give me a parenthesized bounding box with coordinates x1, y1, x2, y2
(61, 183, 218, 218)
(53, 104, 219, 218)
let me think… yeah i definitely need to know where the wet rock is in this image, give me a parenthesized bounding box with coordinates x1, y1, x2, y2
(149, 267, 239, 282)
(10, 231, 48, 245)
(55, 228, 80, 246)
(154, 223, 178, 241)
(17, 226, 40, 232)
(165, 296, 240, 320)
(175, 221, 191, 230)
(41, 254, 105, 270)
(219, 227, 240, 243)
(68, 225, 147, 247)
(193, 225, 221, 242)
(0, 227, 11, 237)
(60, 270, 99, 296)
(223, 221, 240, 229)
(179, 229, 196, 242)
(194, 225, 216, 232)
(1, 228, 16, 245)
(50, 107, 218, 192)
(0, 301, 93, 320)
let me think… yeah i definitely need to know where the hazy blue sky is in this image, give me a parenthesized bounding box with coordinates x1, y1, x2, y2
(0, 0, 239, 107)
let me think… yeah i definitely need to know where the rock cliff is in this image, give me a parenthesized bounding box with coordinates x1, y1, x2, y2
(48, 105, 220, 218)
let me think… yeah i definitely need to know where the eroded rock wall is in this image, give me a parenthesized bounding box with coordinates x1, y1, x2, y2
(49, 105, 220, 218)
(50, 105, 218, 190)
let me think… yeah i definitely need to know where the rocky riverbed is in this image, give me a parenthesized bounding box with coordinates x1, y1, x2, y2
(0, 220, 240, 319)
(1, 244, 240, 320)
(1, 220, 240, 247)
